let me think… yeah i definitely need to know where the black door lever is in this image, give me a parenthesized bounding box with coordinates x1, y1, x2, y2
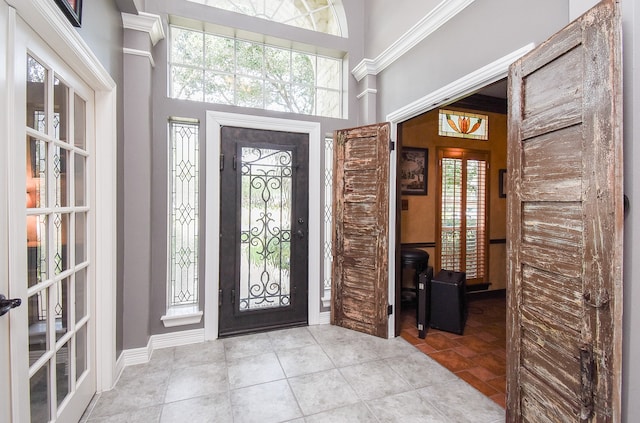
(0, 294, 22, 317)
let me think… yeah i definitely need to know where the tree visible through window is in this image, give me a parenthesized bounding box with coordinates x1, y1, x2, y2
(170, 26, 343, 118)
(438, 149, 488, 285)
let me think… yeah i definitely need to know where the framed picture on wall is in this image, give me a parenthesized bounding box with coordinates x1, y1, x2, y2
(400, 147, 428, 195)
(55, 0, 83, 27)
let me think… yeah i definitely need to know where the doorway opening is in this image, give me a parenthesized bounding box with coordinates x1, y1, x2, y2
(396, 79, 508, 408)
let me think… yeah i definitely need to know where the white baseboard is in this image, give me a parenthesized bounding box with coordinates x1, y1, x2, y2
(119, 329, 205, 369)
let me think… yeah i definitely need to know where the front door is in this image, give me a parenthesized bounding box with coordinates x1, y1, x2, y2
(1, 13, 96, 422)
(219, 126, 309, 336)
(507, 0, 623, 420)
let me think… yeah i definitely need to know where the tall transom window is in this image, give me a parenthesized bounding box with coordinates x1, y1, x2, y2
(170, 25, 343, 118)
(185, 0, 345, 36)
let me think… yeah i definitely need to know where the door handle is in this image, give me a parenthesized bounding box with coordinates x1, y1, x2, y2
(296, 229, 305, 239)
(0, 294, 22, 317)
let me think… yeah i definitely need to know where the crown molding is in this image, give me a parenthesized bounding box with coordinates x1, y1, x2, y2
(123, 47, 156, 67)
(386, 43, 535, 123)
(352, 0, 476, 82)
(122, 11, 165, 46)
(7, 0, 115, 90)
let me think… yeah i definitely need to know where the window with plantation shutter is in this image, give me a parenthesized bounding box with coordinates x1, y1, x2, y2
(438, 149, 488, 286)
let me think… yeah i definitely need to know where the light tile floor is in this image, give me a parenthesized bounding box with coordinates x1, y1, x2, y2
(81, 325, 505, 423)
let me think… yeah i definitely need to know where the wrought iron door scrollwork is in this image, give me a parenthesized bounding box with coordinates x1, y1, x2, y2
(239, 147, 293, 310)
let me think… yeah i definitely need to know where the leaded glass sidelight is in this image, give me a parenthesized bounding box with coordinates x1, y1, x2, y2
(239, 146, 293, 310)
(168, 120, 200, 308)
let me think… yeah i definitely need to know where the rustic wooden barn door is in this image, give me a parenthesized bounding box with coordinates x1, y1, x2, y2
(506, 0, 623, 421)
(331, 123, 391, 338)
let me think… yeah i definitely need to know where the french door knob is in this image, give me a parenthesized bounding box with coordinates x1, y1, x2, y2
(0, 294, 22, 317)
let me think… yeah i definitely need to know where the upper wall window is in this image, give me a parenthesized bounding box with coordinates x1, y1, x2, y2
(185, 0, 345, 36)
(170, 25, 343, 118)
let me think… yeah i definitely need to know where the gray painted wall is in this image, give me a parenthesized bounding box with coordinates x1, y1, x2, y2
(375, 0, 569, 120)
(364, 0, 441, 58)
(74, 0, 125, 356)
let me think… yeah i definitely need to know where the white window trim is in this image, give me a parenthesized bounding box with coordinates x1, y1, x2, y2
(204, 111, 322, 341)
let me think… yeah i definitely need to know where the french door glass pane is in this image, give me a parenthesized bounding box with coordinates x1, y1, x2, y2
(55, 277, 70, 341)
(53, 213, 69, 275)
(75, 268, 87, 323)
(75, 212, 87, 265)
(74, 94, 86, 150)
(27, 55, 47, 132)
(30, 362, 50, 423)
(239, 146, 292, 311)
(53, 77, 68, 142)
(28, 288, 48, 366)
(76, 325, 88, 382)
(54, 146, 69, 207)
(27, 137, 47, 208)
(27, 215, 48, 288)
(74, 154, 86, 206)
(56, 341, 71, 406)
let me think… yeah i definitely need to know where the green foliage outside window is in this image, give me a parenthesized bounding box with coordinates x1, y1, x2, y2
(170, 26, 343, 118)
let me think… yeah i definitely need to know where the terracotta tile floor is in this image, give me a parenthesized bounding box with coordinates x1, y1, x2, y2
(400, 292, 507, 408)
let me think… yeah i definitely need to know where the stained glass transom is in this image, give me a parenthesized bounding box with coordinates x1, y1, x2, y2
(185, 0, 343, 36)
(169, 121, 200, 307)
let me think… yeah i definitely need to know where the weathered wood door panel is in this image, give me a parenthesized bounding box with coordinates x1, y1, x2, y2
(507, 1, 623, 422)
(332, 123, 390, 338)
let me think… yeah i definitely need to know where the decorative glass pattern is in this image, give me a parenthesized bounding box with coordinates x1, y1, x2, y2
(185, 0, 343, 36)
(169, 121, 200, 307)
(239, 146, 292, 310)
(170, 26, 342, 118)
(439, 109, 489, 140)
(322, 136, 333, 310)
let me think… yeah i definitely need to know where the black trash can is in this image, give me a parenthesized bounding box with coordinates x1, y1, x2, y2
(429, 269, 467, 335)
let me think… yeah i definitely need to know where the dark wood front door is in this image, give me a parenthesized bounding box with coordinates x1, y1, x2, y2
(507, 0, 623, 421)
(219, 126, 309, 336)
(331, 123, 391, 338)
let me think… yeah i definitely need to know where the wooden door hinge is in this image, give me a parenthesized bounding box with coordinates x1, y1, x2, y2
(220, 154, 224, 171)
(218, 289, 223, 306)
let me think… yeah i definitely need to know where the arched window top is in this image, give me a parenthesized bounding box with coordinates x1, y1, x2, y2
(185, 0, 347, 37)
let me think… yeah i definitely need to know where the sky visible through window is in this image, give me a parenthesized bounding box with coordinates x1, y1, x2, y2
(185, 0, 343, 36)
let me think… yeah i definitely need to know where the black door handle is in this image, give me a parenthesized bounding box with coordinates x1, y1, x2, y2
(0, 294, 22, 317)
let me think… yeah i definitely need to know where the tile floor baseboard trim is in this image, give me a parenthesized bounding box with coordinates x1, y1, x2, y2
(120, 329, 206, 368)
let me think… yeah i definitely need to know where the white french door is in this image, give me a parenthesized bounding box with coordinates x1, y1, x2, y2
(1, 11, 96, 422)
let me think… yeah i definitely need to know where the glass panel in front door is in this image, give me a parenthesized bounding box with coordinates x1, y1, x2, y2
(239, 146, 293, 311)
